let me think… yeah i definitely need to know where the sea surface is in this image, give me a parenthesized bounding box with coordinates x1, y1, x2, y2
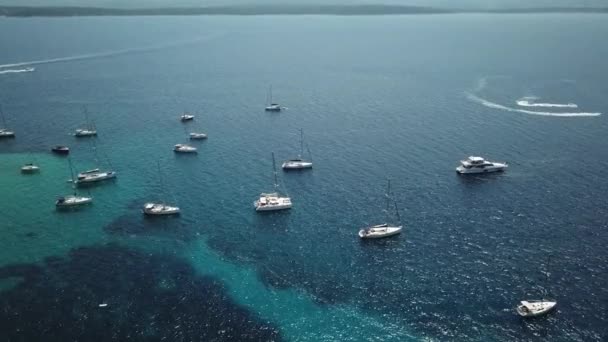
(1, 14, 607, 341)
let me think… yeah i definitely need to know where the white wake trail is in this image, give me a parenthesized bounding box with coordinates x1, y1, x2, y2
(0, 33, 225, 69)
(516, 96, 578, 108)
(0, 67, 35, 75)
(467, 93, 600, 117)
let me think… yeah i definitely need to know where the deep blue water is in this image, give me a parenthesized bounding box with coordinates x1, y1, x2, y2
(1, 14, 607, 341)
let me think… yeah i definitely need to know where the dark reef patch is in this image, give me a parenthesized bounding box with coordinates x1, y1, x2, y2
(0, 243, 282, 341)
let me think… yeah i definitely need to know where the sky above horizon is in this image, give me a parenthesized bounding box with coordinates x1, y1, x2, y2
(0, 1, 605, 9)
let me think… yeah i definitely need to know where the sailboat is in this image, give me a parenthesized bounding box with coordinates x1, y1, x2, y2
(143, 161, 180, 216)
(282, 128, 313, 170)
(359, 179, 403, 239)
(21, 153, 40, 173)
(180, 110, 195, 122)
(56, 157, 93, 207)
(516, 259, 557, 317)
(254, 152, 292, 211)
(264, 85, 281, 112)
(75, 139, 116, 185)
(74, 106, 97, 137)
(187, 120, 207, 140)
(0, 105, 15, 138)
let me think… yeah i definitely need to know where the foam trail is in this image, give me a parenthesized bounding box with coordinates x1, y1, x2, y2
(467, 93, 600, 117)
(516, 96, 578, 108)
(0, 67, 35, 75)
(0, 33, 224, 69)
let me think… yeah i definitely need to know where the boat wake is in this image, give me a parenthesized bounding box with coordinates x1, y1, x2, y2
(0, 33, 225, 69)
(516, 96, 578, 108)
(467, 77, 601, 117)
(0, 67, 35, 75)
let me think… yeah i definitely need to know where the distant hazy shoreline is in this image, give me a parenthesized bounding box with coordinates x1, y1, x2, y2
(1, 5, 607, 17)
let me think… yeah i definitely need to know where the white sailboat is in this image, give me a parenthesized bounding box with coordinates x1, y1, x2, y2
(0, 105, 15, 138)
(180, 111, 195, 121)
(516, 259, 557, 318)
(143, 161, 180, 216)
(282, 128, 313, 170)
(254, 152, 292, 212)
(21, 163, 40, 173)
(56, 157, 93, 207)
(359, 180, 403, 239)
(264, 85, 281, 112)
(74, 106, 97, 137)
(174, 144, 197, 153)
(75, 140, 116, 185)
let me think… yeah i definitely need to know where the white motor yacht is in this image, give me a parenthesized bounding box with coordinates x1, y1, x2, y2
(254, 192, 292, 212)
(516, 300, 557, 318)
(21, 163, 40, 173)
(56, 195, 93, 207)
(180, 113, 195, 121)
(143, 203, 181, 216)
(189, 132, 208, 140)
(174, 144, 197, 153)
(456, 156, 508, 174)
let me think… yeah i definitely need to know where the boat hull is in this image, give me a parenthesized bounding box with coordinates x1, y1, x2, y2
(282, 161, 313, 170)
(75, 171, 116, 184)
(56, 196, 93, 207)
(21, 165, 40, 173)
(51, 147, 70, 155)
(359, 225, 403, 239)
(265, 105, 281, 112)
(516, 301, 557, 317)
(74, 130, 97, 137)
(456, 164, 507, 174)
(143, 203, 181, 216)
(254, 195, 292, 212)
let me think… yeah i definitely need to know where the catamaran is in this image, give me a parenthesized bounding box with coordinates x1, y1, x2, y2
(74, 106, 97, 137)
(254, 152, 292, 212)
(282, 128, 313, 170)
(0, 105, 15, 138)
(359, 179, 403, 239)
(264, 85, 281, 112)
(143, 161, 180, 216)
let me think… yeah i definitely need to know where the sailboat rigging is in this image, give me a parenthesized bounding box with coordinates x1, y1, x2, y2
(254, 152, 292, 211)
(359, 179, 403, 239)
(282, 128, 313, 170)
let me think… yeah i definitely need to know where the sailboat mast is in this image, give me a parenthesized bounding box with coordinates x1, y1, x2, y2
(0, 105, 7, 127)
(272, 152, 278, 190)
(157, 161, 165, 204)
(385, 179, 391, 223)
(299, 128, 304, 158)
(68, 157, 77, 193)
(269, 85, 273, 104)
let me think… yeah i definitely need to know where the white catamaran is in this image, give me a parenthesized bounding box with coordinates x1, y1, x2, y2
(359, 179, 403, 239)
(254, 152, 292, 212)
(282, 128, 313, 170)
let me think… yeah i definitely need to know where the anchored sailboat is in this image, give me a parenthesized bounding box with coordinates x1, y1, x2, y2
(75, 139, 116, 185)
(359, 179, 403, 239)
(254, 152, 292, 212)
(282, 128, 313, 170)
(74, 106, 97, 137)
(143, 161, 180, 216)
(56, 157, 93, 207)
(0, 105, 15, 138)
(516, 258, 557, 317)
(264, 85, 281, 112)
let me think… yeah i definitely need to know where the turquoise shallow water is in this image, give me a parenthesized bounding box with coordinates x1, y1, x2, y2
(1, 14, 608, 341)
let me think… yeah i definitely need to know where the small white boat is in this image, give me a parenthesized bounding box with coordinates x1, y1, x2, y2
(359, 224, 403, 239)
(74, 128, 97, 137)
(189, 132, 207, 140)
(282, 128, 313, 170)
(180, 113, 195, 121)
(516, 300, 557, 318)
(264, 86, 282, 112)
(456, 156, 508, 174)
(75, 170, 116, 184)
(359, 179, 404, 239)
(255, 153, 292, 212)
(56, 195, 93, 207)
(74, 106, 97, 137)
(174, 144, 197, 153)
(21, 163, 40, 173)
(0, 128, 15, 138)
(143, 203, 181, 215)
